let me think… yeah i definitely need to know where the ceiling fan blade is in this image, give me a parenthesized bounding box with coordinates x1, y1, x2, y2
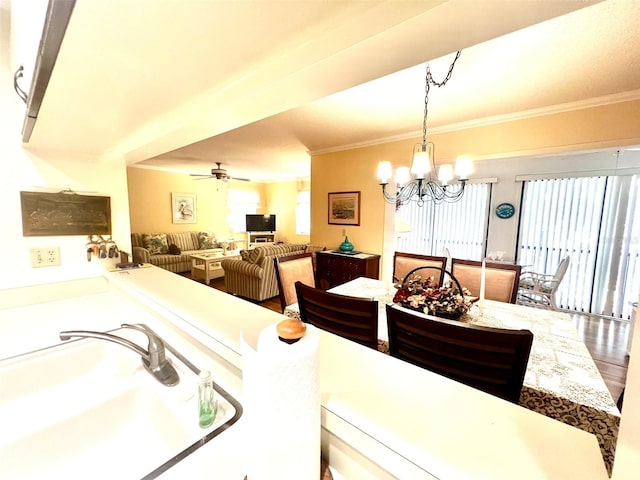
(189, 163, 249, 182)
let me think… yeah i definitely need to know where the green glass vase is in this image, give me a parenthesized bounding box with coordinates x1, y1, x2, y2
(339, 236, 354, 252)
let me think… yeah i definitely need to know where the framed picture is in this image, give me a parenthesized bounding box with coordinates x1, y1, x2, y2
(20, 191, 111, 236)
(171, 192, 197, 224)
(328, 191, 360, 226)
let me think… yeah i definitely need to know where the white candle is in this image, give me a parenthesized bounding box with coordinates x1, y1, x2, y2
(479, 259, 486, 315)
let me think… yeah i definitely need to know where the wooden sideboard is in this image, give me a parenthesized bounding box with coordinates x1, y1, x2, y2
(315, 250, 380, 290)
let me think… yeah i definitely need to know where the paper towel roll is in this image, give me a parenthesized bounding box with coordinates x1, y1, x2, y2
(241, 323, 320, 480)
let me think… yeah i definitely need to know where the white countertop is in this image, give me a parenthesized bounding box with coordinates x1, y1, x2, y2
(0, 266, 610, 479)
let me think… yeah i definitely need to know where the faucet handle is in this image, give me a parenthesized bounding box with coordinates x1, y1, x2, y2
(120, 323, 179, 386)
(121, 323, 166, 368)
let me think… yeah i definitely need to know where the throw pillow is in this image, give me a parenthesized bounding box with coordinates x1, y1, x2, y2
(198, 232, 217, 249)
(168, 244, 181, 255)
(144, 233, 168, 255)
(247, 248, 263, 264)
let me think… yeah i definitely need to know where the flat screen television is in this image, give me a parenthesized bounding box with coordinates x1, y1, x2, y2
(246, 214, 276, 232)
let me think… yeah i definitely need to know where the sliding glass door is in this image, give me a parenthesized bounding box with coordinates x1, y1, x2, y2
(517, 175, 640, 319)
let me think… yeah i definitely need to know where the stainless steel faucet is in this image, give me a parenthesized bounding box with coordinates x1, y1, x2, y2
(59, 323, 180, 386)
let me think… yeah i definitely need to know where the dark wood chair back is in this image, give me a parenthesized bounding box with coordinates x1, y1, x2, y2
(386, 304, 533, 403)
(451, 258, 522, 303)
(274, 252, 315, 313)
(393, 252, 447, 284)
(295, 281, 378, 350)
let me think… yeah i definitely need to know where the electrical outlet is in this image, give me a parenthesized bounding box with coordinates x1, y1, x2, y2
(30, 247, 61, 268)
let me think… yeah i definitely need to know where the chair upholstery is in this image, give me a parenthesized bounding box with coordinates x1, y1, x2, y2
(295, 281, 379, 350)
(386, 304, 533, 403)
(221, 244, 309, 302)
(517, 256, 570, 310)
(451, 259, 522, 303)
(274, 252, 315, 313)
(393, 252, 447, 284)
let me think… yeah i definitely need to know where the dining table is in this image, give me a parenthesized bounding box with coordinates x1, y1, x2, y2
(284, 276, 621, 476)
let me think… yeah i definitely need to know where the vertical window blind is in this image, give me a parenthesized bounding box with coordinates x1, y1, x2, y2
(396, 183, 492, 261)
(517, 175, 640, 319)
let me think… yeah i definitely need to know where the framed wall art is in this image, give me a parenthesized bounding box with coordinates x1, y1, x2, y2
(20, 190, 111, 236)
(328, 191, 360, 226)
(171, 192, 197, 224)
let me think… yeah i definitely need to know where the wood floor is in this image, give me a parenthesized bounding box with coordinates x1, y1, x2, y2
(571, 313, 629, 402)
(205, 276, 629, 402)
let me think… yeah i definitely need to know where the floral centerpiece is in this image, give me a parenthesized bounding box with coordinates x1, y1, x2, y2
(392, 274, 473, 320)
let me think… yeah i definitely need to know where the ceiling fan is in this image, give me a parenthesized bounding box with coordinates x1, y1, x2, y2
(191, 162, 250, 182)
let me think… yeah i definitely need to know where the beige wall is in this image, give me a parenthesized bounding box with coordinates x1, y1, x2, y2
(127, 167, 308, 244)
(128, 167, 234, 237)
(309, 99, 640, 280)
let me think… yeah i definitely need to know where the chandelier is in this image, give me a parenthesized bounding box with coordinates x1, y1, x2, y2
(377, 51, 472, 206)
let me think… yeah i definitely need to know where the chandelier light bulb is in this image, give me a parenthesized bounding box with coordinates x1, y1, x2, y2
(377, 161, 392, 184)
(411, 147, 430, 179)
(395, 166, 411, 185)
(438, 164, 454, 185)
(455, 156, 472, 180)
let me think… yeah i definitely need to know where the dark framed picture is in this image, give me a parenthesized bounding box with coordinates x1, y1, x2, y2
(328, 191, 360, 226)
(20, 191, 111, 236)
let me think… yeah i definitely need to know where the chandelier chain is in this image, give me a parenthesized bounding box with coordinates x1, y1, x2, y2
(422, 51, 461, 145)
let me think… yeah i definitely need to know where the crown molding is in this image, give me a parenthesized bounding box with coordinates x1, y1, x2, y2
(309, 89, 640, 156)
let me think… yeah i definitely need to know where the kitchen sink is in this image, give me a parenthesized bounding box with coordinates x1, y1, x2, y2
(0, 330, 242, 479)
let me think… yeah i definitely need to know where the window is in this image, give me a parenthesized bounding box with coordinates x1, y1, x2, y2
(396, 183, 492, 260)
(296, 190, 310, 235)
(517, 175, 640, 318)
(227, 189, 260, 233)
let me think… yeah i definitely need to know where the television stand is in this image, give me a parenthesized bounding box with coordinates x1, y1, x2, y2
(247, 231, 276, 249)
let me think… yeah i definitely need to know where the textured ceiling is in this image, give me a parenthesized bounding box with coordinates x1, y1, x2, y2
(23, 0, 640, 182)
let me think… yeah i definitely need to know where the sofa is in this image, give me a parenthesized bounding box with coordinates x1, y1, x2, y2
(221, 244, 325, 302)
(131, 232, 226, 273)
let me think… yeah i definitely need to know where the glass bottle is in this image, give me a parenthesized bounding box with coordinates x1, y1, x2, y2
(198, 370, 216, 428)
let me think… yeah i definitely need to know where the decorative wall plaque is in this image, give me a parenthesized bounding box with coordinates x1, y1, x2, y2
(20, 191, 111, 236)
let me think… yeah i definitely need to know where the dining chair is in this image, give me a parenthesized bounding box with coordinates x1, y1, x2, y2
(393, 251, 447, 285)
(274, 252, 316, 313)
(295, 281, 379, 350)
(451, 258, 522, 303)
(385, 304, 533, 403)
(517, 256, 570, 311)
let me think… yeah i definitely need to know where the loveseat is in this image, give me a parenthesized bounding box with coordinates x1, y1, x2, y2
(131, 231, 225, 273)
(221, 244, 324, 302)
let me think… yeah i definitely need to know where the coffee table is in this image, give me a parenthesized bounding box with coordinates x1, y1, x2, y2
(190, 250, 241, 283)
